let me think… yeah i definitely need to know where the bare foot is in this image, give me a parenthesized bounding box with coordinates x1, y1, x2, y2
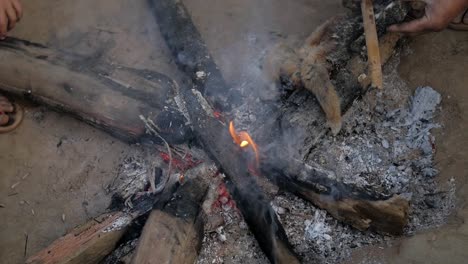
(0, 95, 14, 125)
(0, 94, 23, 133)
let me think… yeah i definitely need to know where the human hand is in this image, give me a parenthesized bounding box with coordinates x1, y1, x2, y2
(388, 0, 468, 33)
(0, 0, 22, 39)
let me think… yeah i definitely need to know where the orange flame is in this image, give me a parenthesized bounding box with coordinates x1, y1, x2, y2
(229, 121, 260, 167)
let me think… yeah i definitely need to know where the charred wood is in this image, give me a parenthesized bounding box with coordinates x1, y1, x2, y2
(262, 154, 409, 235)
(148, 0, 228, 109)
(181, 88, 300, 264)
(132, 172, 209, 264)
(25, 162, 212, 264)
(0, 38, 191, 144)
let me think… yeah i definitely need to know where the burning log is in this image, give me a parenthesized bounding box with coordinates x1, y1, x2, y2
(181, 88, 300, 264)
(0, 38, 190, 144)
(150, 0, 300, 262)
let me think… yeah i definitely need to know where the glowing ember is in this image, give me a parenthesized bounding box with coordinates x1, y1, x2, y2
(229, 121, 260, 167)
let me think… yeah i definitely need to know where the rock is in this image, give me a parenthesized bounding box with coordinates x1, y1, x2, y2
(382, 139, 390, 149)
(422, 167, 438, 178)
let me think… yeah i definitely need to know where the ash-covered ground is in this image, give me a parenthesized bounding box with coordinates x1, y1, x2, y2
(196, 53, 456, 264)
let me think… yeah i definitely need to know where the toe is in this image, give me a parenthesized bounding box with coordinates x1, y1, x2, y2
(0, 113, 9, 126)
(0, 101, 14, 113)
(453, 12, 464, 24)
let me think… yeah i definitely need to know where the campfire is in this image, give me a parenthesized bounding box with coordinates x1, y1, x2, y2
(0, 0, 452, 264)
(229, 121, 260, 168)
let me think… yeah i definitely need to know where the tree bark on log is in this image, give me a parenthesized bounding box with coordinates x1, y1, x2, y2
(132, 174, 208, 264)
(26, 212, 131, 264)
(26, 163, 211, 264)
(150, 0, 301, 262)
(181, 88, 301, 264)
(262, 155, 409, 235)
(0, 38, 190, 143)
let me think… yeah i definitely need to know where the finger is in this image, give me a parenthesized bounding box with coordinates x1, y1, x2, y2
(0, 12, 8, 38)
(6, 5, 17, 31)
(0, 113, 10, 126)
(12, 0, 22, 21)
(388, 16, 432, 33)
(0, 102, 14, 112)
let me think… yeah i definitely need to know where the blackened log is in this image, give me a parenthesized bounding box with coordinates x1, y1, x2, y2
(26, 162, 211, 264)
(0, 38, 190, 144)
(132, 172, 209, 264)
(181, 88, 300, 264)
(148, 0, 228, 109)
(149, 0, 300, 262)
(262, 155, 409, 235)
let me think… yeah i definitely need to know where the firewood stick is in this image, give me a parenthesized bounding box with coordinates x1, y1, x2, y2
(361, 0, 383, 89)
(26, 212, 133, 264)
(132, 174, 209, 264)
(25, 163, 207, 264)
(150, 0, 300, 262)
(0, 38, 189, 144)
(261, 155, 409, 235)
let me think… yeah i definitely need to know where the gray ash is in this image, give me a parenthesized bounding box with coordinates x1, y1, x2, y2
(197, 52, 455, 264)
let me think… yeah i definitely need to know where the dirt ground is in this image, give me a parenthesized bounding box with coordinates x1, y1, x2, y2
(0, 0, 467, 263)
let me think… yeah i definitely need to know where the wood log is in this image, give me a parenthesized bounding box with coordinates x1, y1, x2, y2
(26, 212, 132, 264)
(0, 38, 190, 143)
(257, 1, 409, 158)
(26, 162, 211, 264)
(132, 172, 209, 264)
(149, 1, 300, 262)
(361, 0, 383, 89)
(181, 88, 300, 264)
(262, 155, 409, 235)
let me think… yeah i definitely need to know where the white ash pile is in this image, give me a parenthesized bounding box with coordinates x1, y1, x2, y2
(196, 54, 455, 264)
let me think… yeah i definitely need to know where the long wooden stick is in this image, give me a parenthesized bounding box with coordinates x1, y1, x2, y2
(361, 0, 383, 89)
(26, 212, 132, 264)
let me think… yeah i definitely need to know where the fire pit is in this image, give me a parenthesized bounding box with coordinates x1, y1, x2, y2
(0, 1, 454, 264)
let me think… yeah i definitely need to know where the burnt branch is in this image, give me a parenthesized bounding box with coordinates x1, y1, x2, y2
(150, 0, 300, 263)
(0, 37, 190, 144)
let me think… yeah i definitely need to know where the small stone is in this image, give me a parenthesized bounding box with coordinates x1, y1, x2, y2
(195, 71, 207, 79)
(219, 196, 229, 205)
(239, 221, 248, 230)
(422, 168, 438, 178)
(382, 139, 390, 149)
(218, 233, 227, 242)
(276, 207, 286, 215)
